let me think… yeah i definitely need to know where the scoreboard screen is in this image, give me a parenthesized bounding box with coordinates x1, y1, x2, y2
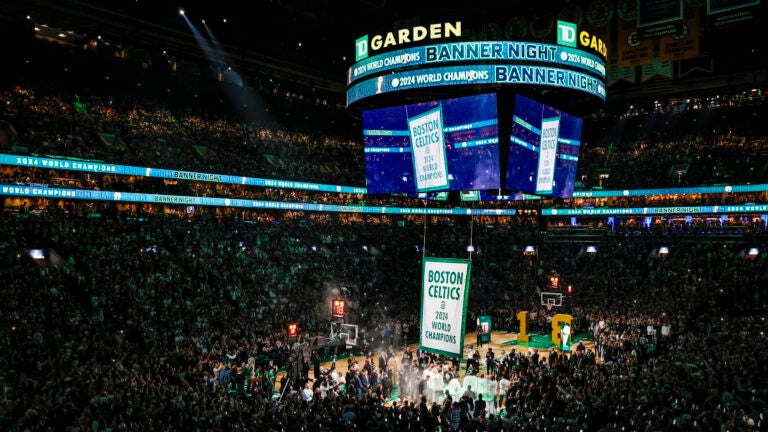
(363, 93, 500, 194)
(504, 94, 583, 199)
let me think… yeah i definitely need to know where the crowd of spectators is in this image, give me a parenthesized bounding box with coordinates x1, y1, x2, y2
(1, 207, 766, 431)
(1, 85, 365, 187)
(2, 81, 768, 196)
(579, 91, 768, 190)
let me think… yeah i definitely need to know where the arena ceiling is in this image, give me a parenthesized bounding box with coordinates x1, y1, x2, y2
(4, 0, 767, 98)
(69, 0, 552, 76)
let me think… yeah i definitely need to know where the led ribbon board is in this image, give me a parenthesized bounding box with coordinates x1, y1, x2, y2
(542, 205, 768, 216)
(347, 65, 606, 105)
(572, 184, 768, 198)
(0, 154, 366, 194)
(9, 155, 768, 200)
(347, 40, 607, 107)
(0, 184, 517, 216)
(347, 41, 606, 85)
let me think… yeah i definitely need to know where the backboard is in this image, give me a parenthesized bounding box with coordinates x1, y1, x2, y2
(541, 291, 563, 310)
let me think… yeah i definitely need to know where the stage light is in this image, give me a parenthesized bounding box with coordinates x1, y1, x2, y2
(586, 245, 597, 254)
(201, 19, 206, 24)
(179, 8, 185, 16)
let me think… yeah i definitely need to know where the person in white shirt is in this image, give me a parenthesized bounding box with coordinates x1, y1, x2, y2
(429, 367, 443, 404)
(329, 367, 344, 384)
(319, 379, 331, 399)
(486, 375, 498, 414)
(300, 382, 314, 402)
(498, 375, 511, 411)
(661, 322, 671, 339)
(466, 345, 476, 373)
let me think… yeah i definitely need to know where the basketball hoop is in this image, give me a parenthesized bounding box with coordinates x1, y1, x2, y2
(541, 292, 562, 311)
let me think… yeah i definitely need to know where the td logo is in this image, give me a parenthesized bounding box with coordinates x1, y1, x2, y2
(355, 35, 368, 61)
(557, 21, 577, 48)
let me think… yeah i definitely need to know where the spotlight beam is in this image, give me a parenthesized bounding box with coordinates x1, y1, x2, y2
(181, 12, 267, 122)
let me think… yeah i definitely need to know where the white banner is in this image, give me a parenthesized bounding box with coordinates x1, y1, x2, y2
(409, 107, 449, 192)
(420, 257, 471, 357)
(536, 117, 560, 194)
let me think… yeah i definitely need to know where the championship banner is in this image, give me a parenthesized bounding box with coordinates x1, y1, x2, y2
(637, 0, 684, 38)
(536, 117, 560, 195)
(660, 9, 700, 62)
(559, 322, 573, 351)
(617, 20, 654, 68)
(707, 0, 759, 27)
(420, 257, 472, 358)
(606, 57, 637, 86)
(641, 54, 673, 82)
(409, 106, 449, 192)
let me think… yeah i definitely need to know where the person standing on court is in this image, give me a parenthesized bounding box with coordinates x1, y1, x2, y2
(476, 324, 484, 348)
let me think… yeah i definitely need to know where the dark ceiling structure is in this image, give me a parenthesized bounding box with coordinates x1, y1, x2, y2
(1, 0, 767, 101)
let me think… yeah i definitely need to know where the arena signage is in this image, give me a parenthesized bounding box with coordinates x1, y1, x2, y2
(355, 21, 462, 61)
(420, 257, 471, 358)
(0, 153, 366, 194)
(347, 41, 606, 86)
(572, 184, 768, 198)
(347, 65, 606, 105)
(0, 184, 518, 216)
(556, 20, 607, 59)
(542, 205, 768, 216)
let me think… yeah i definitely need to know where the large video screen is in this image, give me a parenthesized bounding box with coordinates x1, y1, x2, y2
(504, 94, 583, 199)
(363, 93, 500, 194)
